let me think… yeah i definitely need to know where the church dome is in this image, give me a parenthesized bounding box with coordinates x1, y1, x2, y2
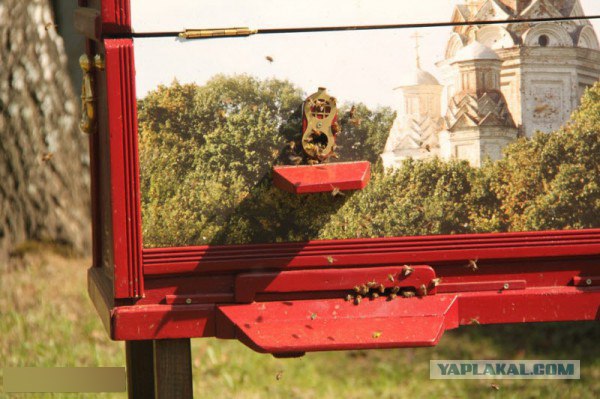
(452, 41, 500, 63)
(397, 68, 441, 87)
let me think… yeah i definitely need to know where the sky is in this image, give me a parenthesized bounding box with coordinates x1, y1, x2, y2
(134, 0, 600, 108)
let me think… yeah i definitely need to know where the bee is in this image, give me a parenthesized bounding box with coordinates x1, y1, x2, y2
(431, 278, 442, 287)
(353, 286, 361, 293)
(266, 55, 274, 63)
(401, 290, 416, 298)
(490, 383, 500, 391)
(287, 140, 296, 150)
(359, 284, 369, 296)
(332, 187, 345, 197)
(288, 155, 303, 165)
(378, 284, 386, 294)
(371, 292, 379, 299)
(467, 258, 479, 271)
(310, 313, 317, 320)
(470, 318, 480, 325)
(275, 370, 283, 380)
(390, 286, 400, 294)
(425, 144, 431, 152)
(44, 22, 58, 31)
(387, 274, 395, 283)
(345, 294, 353, 302)
(326, 256, 335, 264)
(419, 284, 428, 296)
(402, 265, 414, 277)
(307, 159, 319, 166)
(372, 331, 382, 339)
(354, 295, 362, 305)
(366, 281, 378, 289)
(41, 152, 54, 162)
(388, 293, 397, 301)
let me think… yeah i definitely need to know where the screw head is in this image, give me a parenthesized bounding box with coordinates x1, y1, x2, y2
(185, 298, 192, 304)
(586, 278, 593, 286)
(503, 283, 510, 290)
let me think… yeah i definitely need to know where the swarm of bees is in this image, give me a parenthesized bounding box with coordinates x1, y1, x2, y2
(343, 273, 441, 305)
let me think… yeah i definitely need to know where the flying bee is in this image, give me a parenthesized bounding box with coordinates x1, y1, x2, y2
(310, 313, 317, 320)
(354, 295, 362, 305)
(275, 370, 283, 380)
(390, 286, 400, 294)
(467, 258, 479, 271)
(289, 155, 303, 165)
(425, 144, 431, 152)
(419, 284, 428, 296)
(402, 265, 414, 277)
(490, 384, 500, 391)
(326, 256, 335, 264)
(431, 278, 442, 287)
(372, 331, 382, 339)
(41, 152, 54, 162)
(387, 274, 395, 283)
(265, 55, 274, 63)
(332, 187, 345, 197)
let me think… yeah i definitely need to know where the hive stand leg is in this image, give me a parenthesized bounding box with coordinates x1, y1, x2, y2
(153, 339, 194, 399)
(126, 340, 156, 399)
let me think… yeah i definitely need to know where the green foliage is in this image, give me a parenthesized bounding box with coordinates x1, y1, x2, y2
(138, 77, 600, 247)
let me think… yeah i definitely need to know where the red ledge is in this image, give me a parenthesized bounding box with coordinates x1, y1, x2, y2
(273, 161, 370, 194)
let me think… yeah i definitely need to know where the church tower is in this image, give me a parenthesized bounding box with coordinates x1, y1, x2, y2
(439, 0, 600, 138)
(441, 41, 517, 166)
(381, 34, 444, 169)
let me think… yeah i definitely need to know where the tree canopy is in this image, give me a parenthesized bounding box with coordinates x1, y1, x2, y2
(138, 76, 600, 248)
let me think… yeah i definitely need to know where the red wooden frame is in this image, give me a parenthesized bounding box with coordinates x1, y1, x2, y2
(86, 0, 600, 353)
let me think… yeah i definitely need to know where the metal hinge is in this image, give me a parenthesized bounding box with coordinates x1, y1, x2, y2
(178, 27, 257, 40)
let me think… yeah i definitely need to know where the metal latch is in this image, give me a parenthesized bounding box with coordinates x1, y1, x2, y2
(79, 53, 104, 135)
(178, 27, 257, 40)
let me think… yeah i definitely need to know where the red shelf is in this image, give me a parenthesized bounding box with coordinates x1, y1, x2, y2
(272, 161, 371, 194)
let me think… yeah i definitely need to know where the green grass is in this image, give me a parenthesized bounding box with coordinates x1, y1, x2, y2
(1, 252, 599, 398)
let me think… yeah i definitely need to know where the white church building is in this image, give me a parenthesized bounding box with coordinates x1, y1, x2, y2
(381, 0, 600, 168)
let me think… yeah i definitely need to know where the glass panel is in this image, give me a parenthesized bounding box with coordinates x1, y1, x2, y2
(135, 2, 600, 248)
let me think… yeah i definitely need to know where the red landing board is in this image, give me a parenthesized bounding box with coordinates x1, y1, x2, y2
(272, 161, 371, 194)
(218, 295, 459, 353)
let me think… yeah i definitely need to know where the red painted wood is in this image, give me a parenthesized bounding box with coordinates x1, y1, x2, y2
(436, 280, 527, 293)
(217, 296, 459, 353)
(101, 0, 131, 34)
(105, 39, 143, 298)
(235, 265, 435, 303)
(272, 161, 370, 194)
(457, 287, 600, 325)
(142, 229, 600, 276)
(112, 304, 215, 340)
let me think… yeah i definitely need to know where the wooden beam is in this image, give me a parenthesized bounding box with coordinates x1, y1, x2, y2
(153, 339, 193, 399)
(126, 341, 156, 399)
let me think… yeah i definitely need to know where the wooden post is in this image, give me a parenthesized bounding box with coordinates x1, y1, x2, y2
(126, 339, 193, 399)
(126, 340, 156, 399)
(153, 339, 193, 399)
